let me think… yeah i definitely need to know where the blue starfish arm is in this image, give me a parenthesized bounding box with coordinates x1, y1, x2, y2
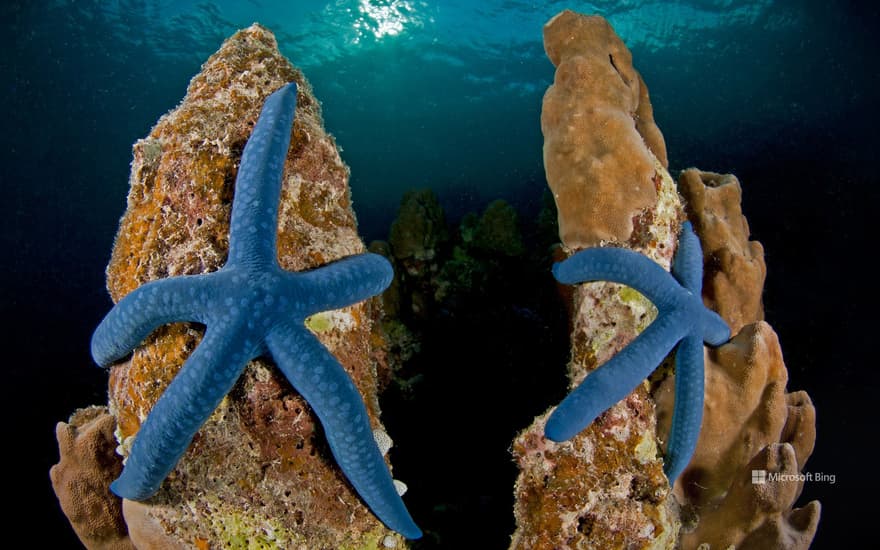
(664, 334, 705, 483)
(546, 221, 731, 487)
(674, 222, 730, 345)
(545, 313, 687, 442)
(672, 221, 703, 293)
(265, 325, 422, 540)
(91, 274, 215, 366)
(110, 323, 253, 500)
(227, 83, 297, 268)
(297, 253, 394, 313)
(552, 246, 684, 311)
(701, 308, 730, 347)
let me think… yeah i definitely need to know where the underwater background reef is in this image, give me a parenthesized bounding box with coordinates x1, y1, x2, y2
(2, 0, 878, 547)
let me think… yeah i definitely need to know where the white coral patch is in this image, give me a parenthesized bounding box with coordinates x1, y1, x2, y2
(373, 428, 393, 457)
(634, 428, 659, 464)
(393, 479, 408, 496)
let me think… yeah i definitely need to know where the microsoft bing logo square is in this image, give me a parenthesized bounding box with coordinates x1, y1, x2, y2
(751, 470, 767, 484)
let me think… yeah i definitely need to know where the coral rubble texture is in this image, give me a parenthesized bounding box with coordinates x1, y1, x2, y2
(514, 10, 818, 550)
(541, 9, 669, 250)
(53, 24, 407, 548)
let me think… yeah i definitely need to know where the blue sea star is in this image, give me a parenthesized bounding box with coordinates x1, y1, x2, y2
(544, 222, 730, 483)
(91, 83, 422, 539)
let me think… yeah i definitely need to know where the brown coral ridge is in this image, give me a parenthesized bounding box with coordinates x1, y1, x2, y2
(654, 168, 820, 549)
(542, 10, 669, 249)
(55, 24, 405, 548)
(50, 407, 133, 550)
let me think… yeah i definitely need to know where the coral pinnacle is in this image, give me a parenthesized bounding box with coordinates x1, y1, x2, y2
(91, 83, 421, 539)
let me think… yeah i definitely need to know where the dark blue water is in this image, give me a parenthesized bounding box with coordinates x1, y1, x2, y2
(3, 1, 876, 547)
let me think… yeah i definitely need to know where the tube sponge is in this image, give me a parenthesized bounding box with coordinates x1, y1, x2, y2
(541, 10, 668, 249)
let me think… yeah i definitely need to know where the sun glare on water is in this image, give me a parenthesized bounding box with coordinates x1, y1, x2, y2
(353, 0, 423, 42)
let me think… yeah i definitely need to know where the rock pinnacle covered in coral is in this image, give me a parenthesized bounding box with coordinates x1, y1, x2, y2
(90, 82, 420, 539)
(513, 13, 684, 550)
(546, 222, 730, 486)
(513, 10, 818, 550)
(54, 24, 410, 548)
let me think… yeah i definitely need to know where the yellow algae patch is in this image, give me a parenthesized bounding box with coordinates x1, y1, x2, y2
(306, 309, 356, 334)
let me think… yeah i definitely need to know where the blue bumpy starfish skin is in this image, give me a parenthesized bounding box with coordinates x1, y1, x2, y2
(91, 83, 422, 539)
(544, 222, 730, 483)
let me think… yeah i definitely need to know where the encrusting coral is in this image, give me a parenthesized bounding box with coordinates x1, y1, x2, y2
(513, 9, 819, 550)
(53, 24, 412, 548)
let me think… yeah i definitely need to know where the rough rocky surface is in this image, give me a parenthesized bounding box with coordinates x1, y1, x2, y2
(511, 150, 682, 550)
(54, 24, 406, 549)
(541, 10, 669, 250)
